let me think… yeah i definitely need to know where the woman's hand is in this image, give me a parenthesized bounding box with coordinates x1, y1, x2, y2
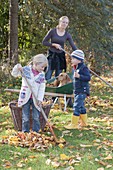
(52, 43, 62, 50)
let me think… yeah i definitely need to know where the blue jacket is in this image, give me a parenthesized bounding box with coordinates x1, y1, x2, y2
(73, 62, 91, 95)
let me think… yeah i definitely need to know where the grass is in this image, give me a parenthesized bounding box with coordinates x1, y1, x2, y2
(0, 75, 113, 170)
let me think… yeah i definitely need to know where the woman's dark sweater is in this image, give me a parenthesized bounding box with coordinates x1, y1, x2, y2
(42, 28, 77, 53)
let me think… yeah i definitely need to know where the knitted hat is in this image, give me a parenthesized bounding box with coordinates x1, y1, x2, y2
(71, 50, 84, 61)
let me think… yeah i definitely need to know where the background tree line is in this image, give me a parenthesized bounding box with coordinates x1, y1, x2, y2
(0, 0, 113, 76)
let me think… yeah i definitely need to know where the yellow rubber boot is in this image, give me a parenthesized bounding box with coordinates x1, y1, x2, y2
(80, 114, 88, 127)
(65, 115, 79, 129)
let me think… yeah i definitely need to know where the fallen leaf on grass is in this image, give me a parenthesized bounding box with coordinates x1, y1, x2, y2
(58, 143, 64, 148)
(27, 167, 32, 170)
(95, 158, 108, 166)
(93, 143, 100, 147)
(94, 131, 103, 137)
(28, 155, 37, 159)
(102, 140, 113, 147)
(61, 130, 72, 137)
(68, 145, 75, 149)
(64, 166, 75, 170)
(2, 160, 12, 168)
(77, 133, 83, 137)
(106, 165, 113, 168)
(104, 154, 112, 160)
(76, 156, 82, 161)
(97, 145, 103, 150)
(46, 159, 51, 165)
(89, 107, 97, 111)
(62, 130, 70, 134)
(60, 154, 70, 161)
(97, 168, 104, 170)
(95, 158, 99, 162)
(98, 160, 108, 166)
(68, 159, 80, 165)
(93, 139, 101, 143)
(16, 162, 25, 168)
(58, 137, 66, 143)
(51, 161, 60, 168)
(61, 161, 68, 166)
(46, 159, 60, 168)
(80, 144, 93, 148)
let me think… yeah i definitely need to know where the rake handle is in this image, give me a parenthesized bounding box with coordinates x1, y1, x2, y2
(60, 48, 113, 89)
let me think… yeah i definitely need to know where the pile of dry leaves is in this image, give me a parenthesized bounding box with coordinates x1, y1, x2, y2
(1, 131, 66, 151)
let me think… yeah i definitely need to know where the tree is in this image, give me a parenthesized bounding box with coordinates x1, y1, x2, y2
(0, 0, 9, 63)
(46, 0, 113, 71)
(1, 0, 113, 72)
(9, 0, 18, 65)
(17, 0, 60, 62)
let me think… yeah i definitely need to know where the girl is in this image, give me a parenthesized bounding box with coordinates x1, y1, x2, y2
(11, 54, 48, 133)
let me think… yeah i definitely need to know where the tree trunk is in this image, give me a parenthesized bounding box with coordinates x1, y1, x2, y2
(8, 0, 18, 65)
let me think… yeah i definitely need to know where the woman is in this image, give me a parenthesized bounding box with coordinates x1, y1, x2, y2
(42, 16, 77, 80)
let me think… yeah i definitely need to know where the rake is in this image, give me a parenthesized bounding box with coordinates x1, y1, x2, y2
(61, 48, 113, 89)
(20, 70, 59, 143)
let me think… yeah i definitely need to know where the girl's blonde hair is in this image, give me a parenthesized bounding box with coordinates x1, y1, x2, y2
(29, 54, 48, 67)
(33, 54, 48, 65)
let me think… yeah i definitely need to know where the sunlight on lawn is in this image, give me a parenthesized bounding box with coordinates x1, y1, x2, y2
(0, 77, 113, 170)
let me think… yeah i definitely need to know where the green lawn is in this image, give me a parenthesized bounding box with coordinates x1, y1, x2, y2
(0, 76, 113, 170)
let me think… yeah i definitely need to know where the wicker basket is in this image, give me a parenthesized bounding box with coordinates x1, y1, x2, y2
(9, 101, 52, 131)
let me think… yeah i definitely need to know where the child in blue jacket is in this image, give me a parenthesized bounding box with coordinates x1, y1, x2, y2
(65, 50, 91, 129)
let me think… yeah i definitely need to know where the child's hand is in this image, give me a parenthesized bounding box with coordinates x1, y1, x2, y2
(37, 100, 42, 107)
(74, 71, 80, 78)
(17, 64, 23, 71)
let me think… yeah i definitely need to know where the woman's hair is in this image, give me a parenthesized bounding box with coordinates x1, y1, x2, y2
(59, 16, 69, 23)
(56, 16, 69, 29)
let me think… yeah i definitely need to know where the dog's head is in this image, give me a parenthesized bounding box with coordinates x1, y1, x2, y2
(57, 73, 71, 82)
(54, 73, 71, 87)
